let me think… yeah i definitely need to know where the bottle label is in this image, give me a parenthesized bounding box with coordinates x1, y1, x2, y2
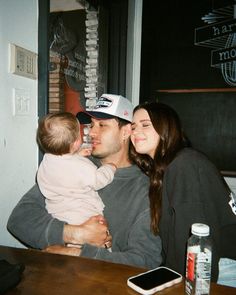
(195, 250, 212, 295)
(185, 247, 212, 295)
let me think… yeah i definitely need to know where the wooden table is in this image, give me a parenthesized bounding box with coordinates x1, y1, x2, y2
(0, 246, 235, 295)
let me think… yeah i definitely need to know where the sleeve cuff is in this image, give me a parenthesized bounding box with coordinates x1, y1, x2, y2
(46, 218, 66, 246)
(80, 244, 98, 258)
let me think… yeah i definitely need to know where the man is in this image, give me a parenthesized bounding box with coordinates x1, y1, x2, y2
(7, 94, 162, 269)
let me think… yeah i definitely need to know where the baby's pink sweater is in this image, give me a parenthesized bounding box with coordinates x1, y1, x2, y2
(37, 153, 115, 225)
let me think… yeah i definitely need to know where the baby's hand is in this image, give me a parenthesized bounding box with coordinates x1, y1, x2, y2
(106, 163, 117, 172)
(78, 147, 92, 157)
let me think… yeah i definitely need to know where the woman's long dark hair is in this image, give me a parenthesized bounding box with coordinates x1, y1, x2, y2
(130, 102, 189, 235)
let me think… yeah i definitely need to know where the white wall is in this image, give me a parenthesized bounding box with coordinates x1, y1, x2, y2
(0, 0, 38, 247)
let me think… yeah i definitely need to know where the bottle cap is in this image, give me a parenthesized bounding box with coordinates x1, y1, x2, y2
(191, 223, 210, 236)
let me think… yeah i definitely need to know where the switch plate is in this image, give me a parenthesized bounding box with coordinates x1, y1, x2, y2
(12, 88, 30, 116)
(10, 44, 37, 79)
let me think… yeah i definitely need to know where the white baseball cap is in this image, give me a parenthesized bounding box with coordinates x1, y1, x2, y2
(77, 94, 133, 123)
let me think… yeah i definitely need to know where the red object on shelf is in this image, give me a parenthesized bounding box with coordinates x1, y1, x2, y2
(64, 81, 84, 115)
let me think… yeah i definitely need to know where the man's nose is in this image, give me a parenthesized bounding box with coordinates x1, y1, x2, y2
(89, 126, 97, 137)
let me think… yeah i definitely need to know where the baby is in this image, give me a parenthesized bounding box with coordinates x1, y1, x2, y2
(36, 112, 116, 248)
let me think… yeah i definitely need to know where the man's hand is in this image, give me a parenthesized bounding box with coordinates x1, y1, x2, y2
(43, 245, 81, 256)
(63, 215, 112, 247)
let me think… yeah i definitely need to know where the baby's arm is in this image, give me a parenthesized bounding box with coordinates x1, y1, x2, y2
(93, 163, 117, 190)
(105, 163, 117, 172)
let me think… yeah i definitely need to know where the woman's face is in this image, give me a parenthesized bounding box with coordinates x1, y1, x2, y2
(131, 108, 160, 159)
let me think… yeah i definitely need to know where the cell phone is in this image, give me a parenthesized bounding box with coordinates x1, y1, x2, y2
(127, 266, 182, 295)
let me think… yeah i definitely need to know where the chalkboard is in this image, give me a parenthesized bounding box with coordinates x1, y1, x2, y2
(157, 91, 236, 175)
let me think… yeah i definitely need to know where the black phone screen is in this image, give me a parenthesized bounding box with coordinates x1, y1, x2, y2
(129, 267, 181, 291)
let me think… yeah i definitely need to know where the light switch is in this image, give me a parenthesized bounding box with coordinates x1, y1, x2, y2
(12, 88, 30, 116)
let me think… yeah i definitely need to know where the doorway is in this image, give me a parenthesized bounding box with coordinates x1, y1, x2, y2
(38, 0, 128, 119)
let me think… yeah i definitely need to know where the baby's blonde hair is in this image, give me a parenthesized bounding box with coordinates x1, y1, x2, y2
(37, 112, 80, 155)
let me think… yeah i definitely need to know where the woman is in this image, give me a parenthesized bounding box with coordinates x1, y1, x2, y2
(130, 101, 236, 287)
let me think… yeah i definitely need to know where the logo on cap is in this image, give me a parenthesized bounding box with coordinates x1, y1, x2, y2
(94, 97, 113, 109)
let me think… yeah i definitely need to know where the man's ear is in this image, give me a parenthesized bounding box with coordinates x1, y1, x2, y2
(122, 124, 132, 140)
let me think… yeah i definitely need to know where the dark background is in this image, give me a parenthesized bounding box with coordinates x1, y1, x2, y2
(157, 91, 236, 174)
(140, 0, 236, 175)
(140, 0, 235, 97)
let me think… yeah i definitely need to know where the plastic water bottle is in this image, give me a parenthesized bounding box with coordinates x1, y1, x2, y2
(185, 223, 212, 295)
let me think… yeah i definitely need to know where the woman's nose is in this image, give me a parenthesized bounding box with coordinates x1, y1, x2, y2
(131, 127, 139, 134)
